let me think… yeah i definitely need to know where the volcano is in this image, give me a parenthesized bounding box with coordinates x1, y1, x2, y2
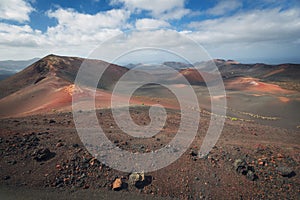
(0, 55, 136, 118)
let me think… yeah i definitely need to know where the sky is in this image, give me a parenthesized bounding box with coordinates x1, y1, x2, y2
(0, 0, 300, 64)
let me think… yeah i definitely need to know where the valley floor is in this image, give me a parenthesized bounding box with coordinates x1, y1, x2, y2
(0, 107, 299, 199)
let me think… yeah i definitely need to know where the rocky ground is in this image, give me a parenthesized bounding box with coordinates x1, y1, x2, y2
(0, 107, 299, 199)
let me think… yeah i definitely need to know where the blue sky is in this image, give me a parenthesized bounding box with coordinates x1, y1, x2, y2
(0, 0, 300, 64)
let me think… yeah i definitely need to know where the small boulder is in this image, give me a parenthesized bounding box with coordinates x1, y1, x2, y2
(190, 150, 198, 157)
(276, 166, 296, 178)
(246, 170, 257, 181)
(112, 178, 123, 191)
(49, 119, 56, 124)
(234, 159, 258, 181)
(72, 143, 79, 148)
(128, 172, 144, 185)
(56, 142, 64, 147)
(32, 148, 55, 162)
(233, 159, 247, 173)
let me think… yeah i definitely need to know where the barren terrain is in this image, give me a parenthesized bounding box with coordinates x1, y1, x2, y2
(0, 55, 299, 199)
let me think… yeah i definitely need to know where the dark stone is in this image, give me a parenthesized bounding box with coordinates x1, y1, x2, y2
(246, 171, 258, 181)
(8, 160, 17, 165)
(3, 176, 10, 180)
(234, 158, 258, 181)
(113, 140, 119, 144)
(190, 150, 198, 157)
(33, 148, 55, 162)
(276, 166, 296, 178)
(234, 159, 247, 173)
(49, 119, 56, 124)
(135, 176, 152, 189)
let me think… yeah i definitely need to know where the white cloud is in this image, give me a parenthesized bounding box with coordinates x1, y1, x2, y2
(184, 7, 300, 62)
(135, 18, 170, 30)
(0, 0, 34, 23)
(187, 8, 300, 44)
(111, 0, 190, 19)
(0, 23, 44, 47)
(47, 8, 130, 31)
(46, 8, 130, 45)
(0, 8, 130, 59)
(0, 4, 300, 64)
(161, 7, 190, 20)
(206, 0, 242, 16)
(86, 29, 213, 64)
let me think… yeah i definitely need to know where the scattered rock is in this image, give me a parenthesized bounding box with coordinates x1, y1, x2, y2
(234, 159, 258, 181)
(276, 166, 296, 178)
(72, 143, 79, 148)
(246, 170, 257, 181)
(190, 150, 198, 157)
(89, 158, 99, 166)
(56, 142, 64, 147)
(32, 148, 55, 162)
(55, 164, 62, 170)
(120, 141, 128, 146)
(113, 140, 119, 144)
(234, 159, 247, 173)
(37, 132, 49, 136)
(112, 178, 123, 191)
(190, 150, 198, 161)
(7, 160, 17, 165)
(49, 119, 56, 124)
(129, 172, 145, 185)
(258, 161, 265, 166)
(128, 172, 152, 189)
(83, 184, 90, 189)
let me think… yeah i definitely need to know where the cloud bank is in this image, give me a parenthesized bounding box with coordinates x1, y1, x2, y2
(0, 0, 299, 64)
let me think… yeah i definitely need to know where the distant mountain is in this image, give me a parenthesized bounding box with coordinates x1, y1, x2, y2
(0, 54, 146, 117)
(193, 59, 300, 91)
(0, 55, 299, 118)
(125, 63, 143, 69)
(0, 58, 40, 81)
(163, 62, 193, 69)
(0, 54, 133, 99)
(194, 59, 300, 81)
(0, 58, 40, 72)
(125, 62, 193, 70)
(125, 59, 300, 89)
(0, 70, 14, 81)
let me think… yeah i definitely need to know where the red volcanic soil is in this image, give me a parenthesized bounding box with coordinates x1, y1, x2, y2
(0, 55, 299, 199)
(0, 75, 178, 118)
(173, 68, 218, 84)
(0, 76, 71, 118)
(0, 108, 299, 199)
(225, 77, 293, 94)
(0, 54, 175, 118)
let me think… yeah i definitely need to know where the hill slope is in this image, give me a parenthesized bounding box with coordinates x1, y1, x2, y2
(0, 55, 134, 117)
